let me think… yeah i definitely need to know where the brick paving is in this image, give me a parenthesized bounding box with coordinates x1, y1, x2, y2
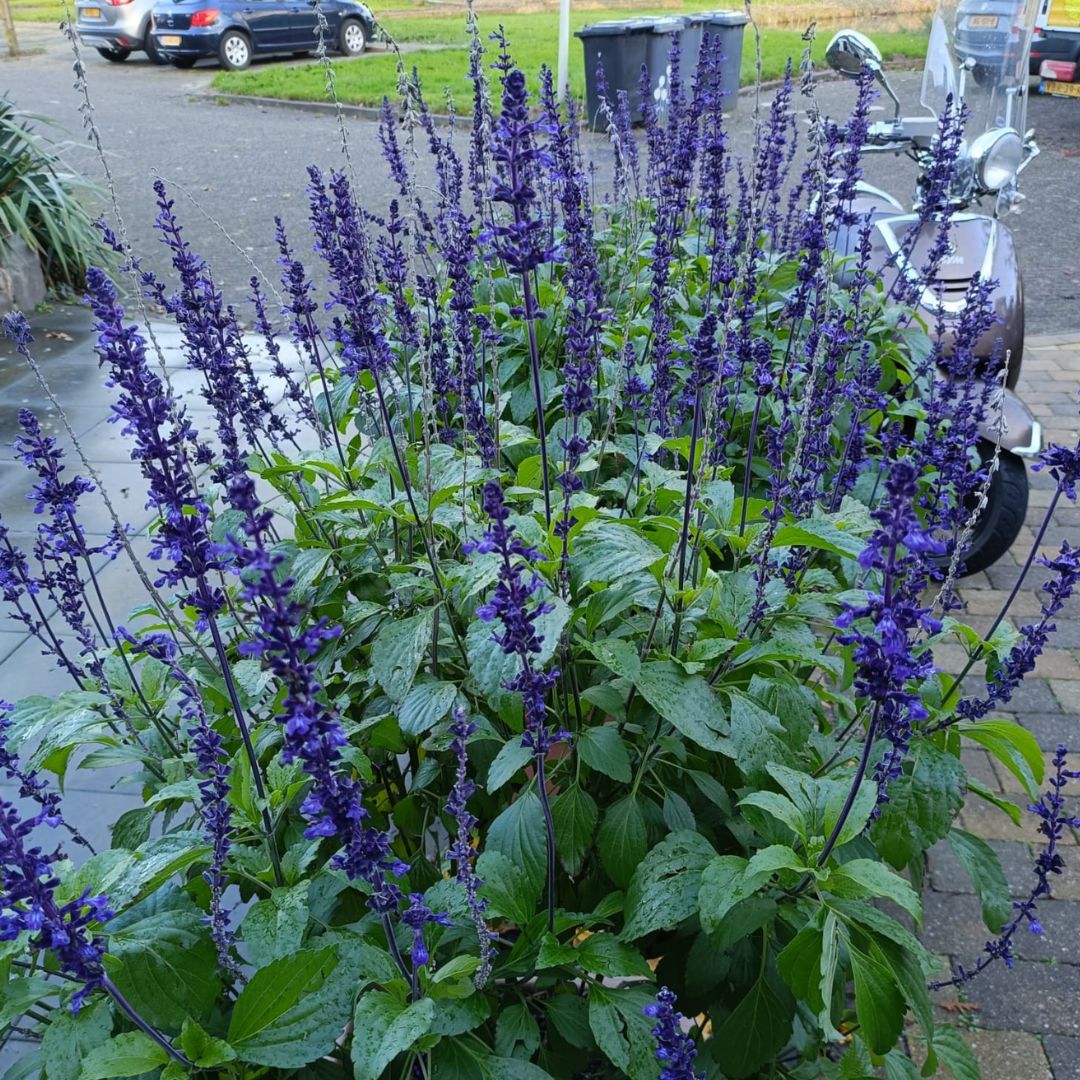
(1, 320, 1079, 1072)
(923, 334, 1080, 1079)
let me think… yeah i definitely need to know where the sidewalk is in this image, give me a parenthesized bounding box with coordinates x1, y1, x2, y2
(924, 334, 1080, 1080)
(0, 318, 1078, 1074)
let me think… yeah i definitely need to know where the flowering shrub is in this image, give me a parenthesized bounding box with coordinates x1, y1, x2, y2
(1, 31, 1078, 1080)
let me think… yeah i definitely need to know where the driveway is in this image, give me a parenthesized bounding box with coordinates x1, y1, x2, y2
(5, 19, 1080, 333)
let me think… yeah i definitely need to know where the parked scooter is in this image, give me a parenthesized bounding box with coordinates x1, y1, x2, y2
(825, 0, 1043, 573)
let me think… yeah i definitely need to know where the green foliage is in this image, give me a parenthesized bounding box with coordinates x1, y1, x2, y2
(0, 98, 108, 290)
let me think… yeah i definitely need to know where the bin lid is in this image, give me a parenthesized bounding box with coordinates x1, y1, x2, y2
(649, 15, 690, 32)
(695, 10, 750, 25)
(575, 17, 655, 36)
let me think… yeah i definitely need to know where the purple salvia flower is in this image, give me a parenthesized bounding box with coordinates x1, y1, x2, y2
(541, 68, 603, 578)
(642, 986, 705, 1080)
(825, 462, 944, 856)
(249, 274, 318, 432)
(931, 745, 1080, 987)
(447, 707, 496, 986)
(400, 891, 452, 972)
(0, 797, 112, 1011)
(85, 268, 225, 625)
(152, 180, 273, 478)
(223, 473, 405, 916)
(0, 521, 86, 685)
(958, 542, 1080, 721)
(468, 479, 563, 926)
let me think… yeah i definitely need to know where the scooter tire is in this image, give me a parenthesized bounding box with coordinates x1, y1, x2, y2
(959, 448, 1029, 576)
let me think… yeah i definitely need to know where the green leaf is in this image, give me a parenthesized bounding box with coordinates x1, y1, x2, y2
(228, 945, 367, 1067)
(946, 829, 1012, 932)
(726, 690, 794, 784)
(577, 934, 653, 979)
(586, 639, 641, 682)
(487, 791, 547, 894)
(352, 992, 435, 1080)
(571, 521, 664, 586)
(597, 796, 648, 888)
(546, 994, 593, 1050)
(551, 785, 598, 876)
(634, 661, 732, 752)
(588, 987, 629, 1073)
(821, 777, 878, 852)
(738, 791, 807, 838)
(495, 1002, 541, 1058)
(621, 831, 715, 941)
(371, 612, 432, 703)
(477, 850, 540, 926)
(848, 942, 905, 1055)
(484, 1059, 557, 1080)
(577, 725, 632, 783)
(42, 1000, 112, 1080)
(431, 995, 492, 1037)
(241, 883, 310, 967)
(78, 1033, 168, 1079)
(487, 740, 534, 793)
(777, 921, 826, 1014)
(398, 680, 458, 737)
(712, 976, 794, 1079)
(107, 888, 220, 1029)
(824, 859, 921, 924)
(698, 855, 786, 936)
(536, 933, 577, 968)
(872, 743, 965, 868)
(179, 1019, 236, 1067)
(772, 518, 867, 560)
(0, 977, 53, 1028)
(958, 718, 1044, 799)
(930, 1025, 981, 1080)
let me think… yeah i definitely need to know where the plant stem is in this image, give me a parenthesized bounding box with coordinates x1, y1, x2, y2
(535, 754, 557, 932)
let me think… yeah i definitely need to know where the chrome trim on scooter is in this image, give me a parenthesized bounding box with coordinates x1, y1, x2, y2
(852, 181, 905, 211)
(1010, 419, 1042, 458)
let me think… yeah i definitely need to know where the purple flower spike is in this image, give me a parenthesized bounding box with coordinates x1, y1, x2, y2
(223, 473, 404, 916)
(0, 796, 112, 1012)
(932, 745, 1080, 988)
(447, 707, 496, 985)
(643, 986, 705, 1080)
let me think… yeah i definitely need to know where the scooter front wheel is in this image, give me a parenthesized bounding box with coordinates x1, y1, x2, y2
(958, 447, 1029, 576)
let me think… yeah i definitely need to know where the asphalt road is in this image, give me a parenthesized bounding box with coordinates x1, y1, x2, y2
(5, 21, 1080, 333)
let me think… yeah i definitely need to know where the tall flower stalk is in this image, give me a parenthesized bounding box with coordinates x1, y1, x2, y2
(467, 480, 563, 928)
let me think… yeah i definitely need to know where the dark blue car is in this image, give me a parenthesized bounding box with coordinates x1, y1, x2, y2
(149, 0, 375, 69)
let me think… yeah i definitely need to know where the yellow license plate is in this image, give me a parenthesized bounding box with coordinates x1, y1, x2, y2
(82, 7, 100, 16)
(160, 34, 181, 44)
(1045, 78, 1080, 95)
(969, 13, 999, 26)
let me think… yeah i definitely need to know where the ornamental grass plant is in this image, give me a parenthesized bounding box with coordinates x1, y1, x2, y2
(0, 23, 1079, 1080)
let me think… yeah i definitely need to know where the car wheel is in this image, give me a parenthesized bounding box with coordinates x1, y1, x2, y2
(97, 46, 131, 61)
(172, 56, 198, 68)
(144, 30, 169, 64)
(338, 18, 366, 56)
(218, 29, 252, 70)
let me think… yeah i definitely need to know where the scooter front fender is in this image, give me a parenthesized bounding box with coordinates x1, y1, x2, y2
(936, 366, 1041, 456)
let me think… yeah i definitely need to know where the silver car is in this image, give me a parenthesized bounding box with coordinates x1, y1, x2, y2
(76, 0, 166, 63)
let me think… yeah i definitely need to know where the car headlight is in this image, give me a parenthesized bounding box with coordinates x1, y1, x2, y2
(971, 127, 1023, 193)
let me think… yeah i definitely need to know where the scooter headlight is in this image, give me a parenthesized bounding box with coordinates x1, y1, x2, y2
(971, 128, 1023, 194)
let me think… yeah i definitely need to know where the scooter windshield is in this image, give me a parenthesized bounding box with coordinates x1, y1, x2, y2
(920, 0, 1037, 138)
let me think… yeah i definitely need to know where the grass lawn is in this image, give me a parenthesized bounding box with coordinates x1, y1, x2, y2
(212, 9, 926, 113)
(10, 0, 66, 23)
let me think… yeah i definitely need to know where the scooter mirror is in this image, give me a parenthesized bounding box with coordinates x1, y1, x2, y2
(825, 30, 884, 78)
